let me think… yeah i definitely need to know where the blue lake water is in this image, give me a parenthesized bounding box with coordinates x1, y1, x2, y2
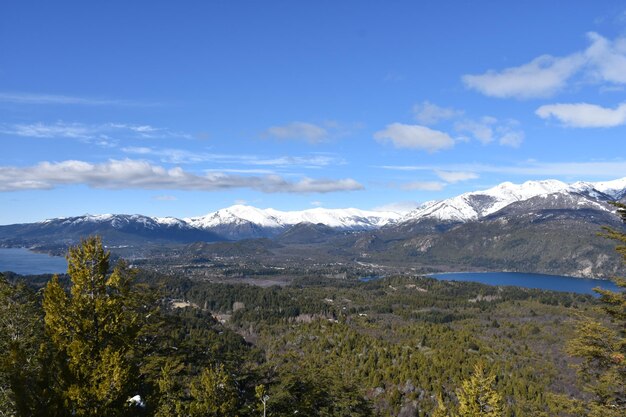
(0, 248, 67, 275)
(428, 271, 621, 296)
(359, 275, 385, 282)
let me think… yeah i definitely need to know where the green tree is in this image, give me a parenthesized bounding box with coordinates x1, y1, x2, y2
(188, 364, 239, 417)
(0, 276, 45, 416)
(567, 202, 626, 416)
(43, 237, 146, 417)
(153, 359, 186, 417)
(267, 361, 372, 417)
(456, 363, 503, 417)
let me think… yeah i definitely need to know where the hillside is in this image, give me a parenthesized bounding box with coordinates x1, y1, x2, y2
(1, 178, 626, 277)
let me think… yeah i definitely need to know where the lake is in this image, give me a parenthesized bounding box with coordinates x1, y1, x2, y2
(428, 271, 621, 296)
(0, 248, 67, 275)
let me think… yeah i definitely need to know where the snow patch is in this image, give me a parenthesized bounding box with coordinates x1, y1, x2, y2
(403, 177, 625, 223)
(186, 205, 402, 230)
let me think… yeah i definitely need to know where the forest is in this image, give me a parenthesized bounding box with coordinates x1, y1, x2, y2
(0, 205, 624, 417)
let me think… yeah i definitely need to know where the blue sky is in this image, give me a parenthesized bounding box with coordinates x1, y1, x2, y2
(2, 1, 626, 224)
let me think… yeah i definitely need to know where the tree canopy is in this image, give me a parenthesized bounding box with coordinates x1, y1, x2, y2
(43, 236, 147, 417)
(567, 202, 626, 416)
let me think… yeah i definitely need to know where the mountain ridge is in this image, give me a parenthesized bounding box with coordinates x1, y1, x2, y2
(19, 177, 626, 231)
(401, 178, 626, 224)
(1, 177, 625, 251)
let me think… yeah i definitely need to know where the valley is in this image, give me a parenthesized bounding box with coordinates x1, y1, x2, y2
(5, 5, 626, 416)
(2, 182, 625, 416)
(3, 178, 626, 279)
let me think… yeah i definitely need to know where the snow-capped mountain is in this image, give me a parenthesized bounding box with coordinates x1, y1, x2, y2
(570, 177, 626, 200)
(185, 205, 402, 240)
(0, 214, 223, 248)
(41, 213, 190, 230)
(2, 177, 625, 248)
(186, 205, 401, 229)
(402, 178, 626, 223)
(185, 205, 283, 230)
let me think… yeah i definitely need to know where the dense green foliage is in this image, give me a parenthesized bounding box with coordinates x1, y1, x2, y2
(567, 202, 626, 416)
(43, 238, 147, 416)
(0, 276, 47, 416)
(148, 272, 595, 416)
(456, 363, 503, 417)
(0, 231, 622, 416)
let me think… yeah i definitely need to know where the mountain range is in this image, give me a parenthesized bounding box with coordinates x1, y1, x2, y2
(184, 205, 402, 239)
(403, 178, 626, 222)
(2, 177, 626, 277)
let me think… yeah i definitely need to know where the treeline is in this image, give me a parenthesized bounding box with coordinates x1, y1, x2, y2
(166, 275, 595, 416)
(2, 228, 624, 416)
(0, 238, 372, 416)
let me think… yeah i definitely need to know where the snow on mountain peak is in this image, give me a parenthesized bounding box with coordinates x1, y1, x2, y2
(402, 178, 621, 223)
(33, 177, 626, 236)
(154, 217, 188, 227)
(482, 179, 568, 199)
(186, 205, 401, 231)
(591, 177, 626, 197)
(185, 205, 283, 229)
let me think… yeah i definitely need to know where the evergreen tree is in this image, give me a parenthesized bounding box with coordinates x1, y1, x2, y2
(567, 202, 626, 416)
(153, 359, 185, 417)
(43, 237, 146, 417)
(456, 363, 503, 417)
(188, 364, 239, 417)
(0, 275, 52, 417)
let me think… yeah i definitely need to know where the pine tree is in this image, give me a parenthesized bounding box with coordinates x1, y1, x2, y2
(567, 202, 626, 416)
(188, 364, 239, 417)
(456, 363, 503, 417)
(43, 237, 145, 417)
(153, 359, 185, 417)
(0, 275, 49, 417)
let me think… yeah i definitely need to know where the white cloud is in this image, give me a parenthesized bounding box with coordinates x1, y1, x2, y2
(0, 121, 186, 143)
(435, 170, 479, 183)
(108, 123, 161, 135)
(0, 159, 364, 193)
(378, 160, 626, 178)
(264, 122, 329, 144)
(454, 117, 524, 147)
(455, 118, 495, 144)
(121, 146, 344, 168)
(377, 165, 427, 171)
(226, 154, 343, 168)
(204, 168, 276, 174)
(0, 92, 157, 106)
(463, 54, 585, 99)
(2, 122, 95, 139)
(498, 130, 525, 147)
(584, 32, 626, 84)
(536, 102, 626, 127)
(400, 181, 446, 191)
(463, 32, 626, 99)
(387, 103, 524, 148)
(374, 123, 455, 152)
(310, 201, 323, 207)
(413, 101, 462, 125)
(122, 147, 212, 164)
(122, 146, 153, 155)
